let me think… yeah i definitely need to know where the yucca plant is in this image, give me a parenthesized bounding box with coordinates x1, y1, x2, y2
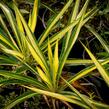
(0, 0, 109, 108)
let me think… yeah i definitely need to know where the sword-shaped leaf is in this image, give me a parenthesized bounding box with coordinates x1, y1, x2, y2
(28, 0, 39, 32)
(58, 0, 89, 81)
(81, 42, 109, 86)
(26, 40, 48, 74)
(13, 3, 49, 73)
(1, 47, 24, 59)
(36, 66, 51, 87)
(0, 3, 21, 50)
(23, 85, 89, 109)
(0, 70, 45, 88)
(53, 40, 59, 85)
(4, 91, 37, 109)
(85, 24, 109, 53)
(48, 39, 53, 71)
(0, 15, 18, 48)
(39, 0, 73, 45)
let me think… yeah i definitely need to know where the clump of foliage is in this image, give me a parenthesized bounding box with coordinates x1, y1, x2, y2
(0, 0, 109, 109)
